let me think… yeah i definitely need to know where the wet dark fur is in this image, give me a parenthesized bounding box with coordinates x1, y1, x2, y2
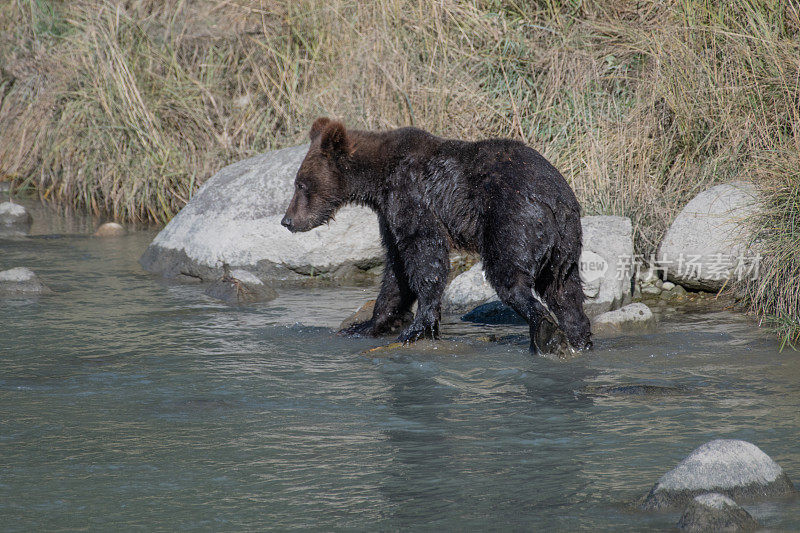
(282, 118, 592, 353)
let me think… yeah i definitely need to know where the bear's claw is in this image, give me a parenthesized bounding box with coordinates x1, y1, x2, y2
(337, 320, 376, 338)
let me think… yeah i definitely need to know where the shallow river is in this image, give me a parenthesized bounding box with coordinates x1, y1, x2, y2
(2, 202, 799, 530)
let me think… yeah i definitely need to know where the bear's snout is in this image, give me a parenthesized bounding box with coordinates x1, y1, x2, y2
(280, 215, 294, 231)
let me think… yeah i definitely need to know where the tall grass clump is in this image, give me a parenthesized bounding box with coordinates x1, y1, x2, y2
(742, 160, 800, 349)
(1, 0, 799, 342)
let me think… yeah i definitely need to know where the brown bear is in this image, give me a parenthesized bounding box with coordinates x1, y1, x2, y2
(281, 118, 592, 354)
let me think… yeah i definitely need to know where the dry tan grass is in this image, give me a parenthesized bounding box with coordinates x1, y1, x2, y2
(1, 0, 799, 342)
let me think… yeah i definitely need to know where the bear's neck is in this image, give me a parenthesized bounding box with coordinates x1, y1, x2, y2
(340, 128, 444, 211)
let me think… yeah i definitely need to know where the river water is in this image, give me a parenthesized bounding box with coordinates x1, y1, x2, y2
(2, 201, 799, 530)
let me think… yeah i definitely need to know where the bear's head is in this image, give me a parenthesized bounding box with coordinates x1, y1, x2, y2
(281, 117, 350, 232)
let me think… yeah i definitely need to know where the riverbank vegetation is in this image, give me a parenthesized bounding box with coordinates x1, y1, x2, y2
(1, 0, 798, 344)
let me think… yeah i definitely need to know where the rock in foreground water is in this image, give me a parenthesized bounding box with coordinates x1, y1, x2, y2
(0, 267, 51, 295)
(204, 268, 277, 304)
(140, 144, 382, 282)
(0, 201, 32, 235)
(642, 439, 796, 510)
(677, 493, 759, 532)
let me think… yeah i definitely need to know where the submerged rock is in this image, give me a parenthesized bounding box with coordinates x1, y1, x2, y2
(140, 144, 382, 282)
(582, 383, 687, 397)
(592, 303, 654, 336)
(0, 201, 32, 236)
(657, 182, 759, 291)
(642, 439, 796, 510)
(461, 300, 526, 325)
(0, 267, 51, 295)
(339, 300, 376, 330)
(677, 493, 759, 532)
(94, 222, 126, 237)
(204, 267, 277, 304)
(443, 216, 635, 317)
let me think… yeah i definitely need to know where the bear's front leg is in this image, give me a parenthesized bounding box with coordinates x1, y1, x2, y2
(337, 264, 414, 337)
(396, 233, 449, 344)
(338, 217, 415, 338)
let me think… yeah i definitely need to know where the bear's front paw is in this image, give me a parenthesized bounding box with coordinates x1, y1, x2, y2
(337, 320, 376, 338)
(397, 320, 439, 345)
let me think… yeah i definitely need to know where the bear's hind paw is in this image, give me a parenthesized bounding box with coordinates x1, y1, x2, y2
(397, 322, 439, 345)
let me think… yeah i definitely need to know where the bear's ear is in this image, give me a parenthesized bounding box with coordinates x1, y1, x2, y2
(309, 117, 331, 141)
(319, 120, 349, 157)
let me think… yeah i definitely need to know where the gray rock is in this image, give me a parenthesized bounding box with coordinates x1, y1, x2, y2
(579, 250, 604, 298)
(661, 288, 680, 300)
(0, 201, 32, 235)
(642, 285, 662, 295)
(642, 439, 796, 510)
(442, 216, 635, 316)
(140, 145, 383, 282)
(580, 216, 635, 317)
(657, 182, 759, 291)
(677, 493, 759, 531)
(592, 303, 654, 335)
(0, 267, 51, 295)
(662, 281, 676, 291)
(442, 263, 497, 313)
(640, 267, 660, 285)
(203, 267, 277, 304)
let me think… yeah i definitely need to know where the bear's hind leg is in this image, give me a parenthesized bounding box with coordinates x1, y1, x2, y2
(484, 264, 569, 355)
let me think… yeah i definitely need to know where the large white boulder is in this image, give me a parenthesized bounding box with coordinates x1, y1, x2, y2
(442, 216, 635, 317)
(657, 182, 759, 291)
(140, 145, 383, 282)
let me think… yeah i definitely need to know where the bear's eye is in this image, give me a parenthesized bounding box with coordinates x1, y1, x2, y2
(297, 182, 307, 192)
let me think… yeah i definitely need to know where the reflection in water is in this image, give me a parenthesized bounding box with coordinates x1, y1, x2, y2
(2, 201, 800, 530)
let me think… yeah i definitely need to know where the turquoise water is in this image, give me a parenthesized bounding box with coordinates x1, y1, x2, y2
(2, 202, 799, 530)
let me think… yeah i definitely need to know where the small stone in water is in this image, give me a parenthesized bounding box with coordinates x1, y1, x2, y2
(94, 222, 126, 237)
(0, 201, 32, 234)
(0, 267, 51, 295)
